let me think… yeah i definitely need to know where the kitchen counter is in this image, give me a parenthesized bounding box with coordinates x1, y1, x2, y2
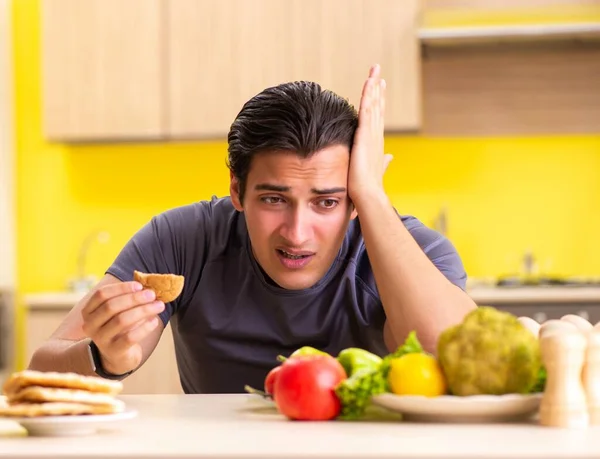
(23, 287, 600, 310)
(1, 394, 600, 459)
(468, 286, 600, 304)
(22, 291, 86, 310)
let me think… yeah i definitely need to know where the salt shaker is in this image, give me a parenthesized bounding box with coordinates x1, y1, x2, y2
(584, 330, 600, 425)
(539, 330, 589, 428)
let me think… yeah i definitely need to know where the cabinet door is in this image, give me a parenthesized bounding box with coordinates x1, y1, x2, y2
(120, 323, 183, 395)
(40, 0, 164, 141)
(26, 309, 68, 365)
(166, 0, 421, 139)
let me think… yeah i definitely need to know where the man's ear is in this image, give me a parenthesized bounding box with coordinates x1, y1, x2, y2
(349, 201, 358, 220)
(230, 171, 244, 211)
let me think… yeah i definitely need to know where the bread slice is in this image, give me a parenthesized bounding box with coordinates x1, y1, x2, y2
(7, 386, 124, 408)
(133, 270, 184, 303)
(0, 401, 123, 417)
(2, 370, 122, 397)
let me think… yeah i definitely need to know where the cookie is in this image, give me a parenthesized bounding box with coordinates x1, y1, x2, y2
(133, 270, 184, 303)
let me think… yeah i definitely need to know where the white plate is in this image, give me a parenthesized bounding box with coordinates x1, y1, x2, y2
(3, 409, 138, 437)
(371, 393, 543, 423)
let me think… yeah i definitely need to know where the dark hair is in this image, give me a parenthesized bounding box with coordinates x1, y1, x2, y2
(227, 81, 359, 202)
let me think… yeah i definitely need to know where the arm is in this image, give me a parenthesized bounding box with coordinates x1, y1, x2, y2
(29, 273, 164, 377)
(355, 192, 476, 354)
(348, 65, 476, 354)
(29, 203, 206, 377)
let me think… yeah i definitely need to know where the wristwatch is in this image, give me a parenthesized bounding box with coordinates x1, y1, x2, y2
(87, 340, 133, 380)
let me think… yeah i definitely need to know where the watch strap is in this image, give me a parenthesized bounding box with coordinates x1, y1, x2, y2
(87, 340, 133, 380)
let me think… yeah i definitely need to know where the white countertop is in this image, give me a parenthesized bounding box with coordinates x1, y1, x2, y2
(1, 394, 600, 459)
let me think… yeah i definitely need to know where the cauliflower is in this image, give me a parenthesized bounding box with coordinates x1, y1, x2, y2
(437, 306, 542, 396)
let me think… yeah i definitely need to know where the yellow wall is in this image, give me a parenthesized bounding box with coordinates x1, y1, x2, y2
(11, 1, 600, 366)
(422, 3, 600, 28)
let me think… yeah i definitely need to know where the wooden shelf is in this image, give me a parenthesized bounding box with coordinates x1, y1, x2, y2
(419, 22, 600, 46)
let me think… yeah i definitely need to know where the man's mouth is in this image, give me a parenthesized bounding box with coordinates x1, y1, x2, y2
(276, 249, 314, 260)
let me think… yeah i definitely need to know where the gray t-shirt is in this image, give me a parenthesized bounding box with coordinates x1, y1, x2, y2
(106, 196, 467, 393)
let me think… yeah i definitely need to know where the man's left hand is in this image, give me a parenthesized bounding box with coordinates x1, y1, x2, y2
(348, 64, 393, 204)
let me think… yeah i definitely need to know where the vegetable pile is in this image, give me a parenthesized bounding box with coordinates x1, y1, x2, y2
(246, 306, 547, 421)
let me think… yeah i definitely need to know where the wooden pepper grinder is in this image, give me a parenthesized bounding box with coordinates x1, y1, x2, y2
(561, 314, 594, 333)
(584, 330, 600, 425)
(539, 330, 589, 428)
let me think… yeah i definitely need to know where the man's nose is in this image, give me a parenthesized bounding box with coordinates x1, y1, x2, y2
(281, 207, 313, 246)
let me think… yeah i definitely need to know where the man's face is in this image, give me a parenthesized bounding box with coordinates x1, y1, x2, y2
(231, 145, 357, 290)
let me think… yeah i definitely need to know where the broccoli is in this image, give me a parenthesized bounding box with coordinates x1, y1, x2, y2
(437, 306, 542, 396)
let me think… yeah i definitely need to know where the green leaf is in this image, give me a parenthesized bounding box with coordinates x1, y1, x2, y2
(530, 366, 547, 393)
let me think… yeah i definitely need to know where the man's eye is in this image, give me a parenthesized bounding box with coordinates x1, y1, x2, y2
(318, 199, 338, 209)
(262, 196, 284, 205)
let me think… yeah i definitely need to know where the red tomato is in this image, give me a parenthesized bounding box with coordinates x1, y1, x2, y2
(273, 355, 347, 421)
(264, 365, 282, 395)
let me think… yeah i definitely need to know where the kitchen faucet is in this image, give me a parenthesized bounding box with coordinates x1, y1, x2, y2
(68, 230, 110, 293)
(521, 249, 539, 280)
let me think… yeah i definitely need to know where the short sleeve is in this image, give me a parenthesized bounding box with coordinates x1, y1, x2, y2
(105, 203, 209, 325)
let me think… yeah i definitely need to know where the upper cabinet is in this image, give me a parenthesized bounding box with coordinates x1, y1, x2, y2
(419, 0, 600, 136)
(40, 0, 422, 142)
(40, 0, 165, 141)
(166, 0, 421, 138)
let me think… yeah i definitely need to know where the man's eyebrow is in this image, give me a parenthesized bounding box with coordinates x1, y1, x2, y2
(254, 184, 347, 195)
(311, 187, 347, 195)
(254, 183, 290, 192)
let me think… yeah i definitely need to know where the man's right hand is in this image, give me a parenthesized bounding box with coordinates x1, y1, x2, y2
(81, 281, 165, 375)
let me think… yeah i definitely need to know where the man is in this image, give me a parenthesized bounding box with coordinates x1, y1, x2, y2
(29, 65, 477, 393)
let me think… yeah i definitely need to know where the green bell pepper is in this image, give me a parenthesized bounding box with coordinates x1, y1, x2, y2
(336, 348, 383, 377)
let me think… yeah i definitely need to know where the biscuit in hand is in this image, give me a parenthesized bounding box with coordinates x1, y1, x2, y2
(133, 270, 184, 303)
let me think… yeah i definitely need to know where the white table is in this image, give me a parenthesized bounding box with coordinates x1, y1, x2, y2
(1, 394, 600, 459)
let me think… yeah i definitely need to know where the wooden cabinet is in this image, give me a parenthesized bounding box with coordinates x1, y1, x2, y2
(40, 0, 165, 141)
(166, 0, 421, 138)
(421, 43, 600, 136)
(25, 299, 182, 395)
(40, 0, 422, 141)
